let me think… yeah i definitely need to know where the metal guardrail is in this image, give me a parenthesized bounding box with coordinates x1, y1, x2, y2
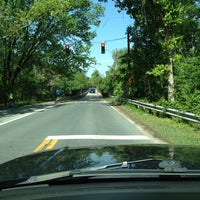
(112, 96, 200, 124)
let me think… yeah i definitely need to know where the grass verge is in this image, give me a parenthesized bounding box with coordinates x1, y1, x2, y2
(106, 98, 200, 145)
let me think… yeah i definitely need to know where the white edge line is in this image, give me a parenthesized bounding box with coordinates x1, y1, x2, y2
(111, 106, 142, 128)
(0, 112, 35, 126)
(34, 109, 46, 112)
(0, 105, 53, 126)
(110, 105, 160, 141)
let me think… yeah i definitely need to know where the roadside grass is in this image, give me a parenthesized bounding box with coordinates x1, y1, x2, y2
(106, 98, 200, 145)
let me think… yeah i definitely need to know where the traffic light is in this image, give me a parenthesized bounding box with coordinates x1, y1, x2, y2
(65, 45, 70, 55)
(101, 42, 105, 54)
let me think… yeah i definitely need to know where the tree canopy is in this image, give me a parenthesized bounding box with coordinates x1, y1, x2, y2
(0, 0, 104, 105)
(100, 0, 200, 114)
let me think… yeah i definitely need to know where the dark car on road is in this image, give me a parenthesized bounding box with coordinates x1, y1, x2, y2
(89, 88, 96, 93)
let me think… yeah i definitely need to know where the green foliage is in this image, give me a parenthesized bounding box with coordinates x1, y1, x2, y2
(96, 0, 200, 118)
(113, 82, 124, 97)
(71, 72, 89, 90)
(0, 0, 104, 105)
(174, 56, 200, 114)
(101, 0, 200, 114)
(89, 70, 103, 88)
(98, 67, 113, 97)
(124, 103, 200, 145)
(147, 64, 169, 77)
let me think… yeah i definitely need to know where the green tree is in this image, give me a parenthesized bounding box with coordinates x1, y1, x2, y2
(0, 0, 104, 105)
(89, 69, 103, 88)
(174, 56, 200, 114)
(114, 0, 200, 103)
(71, 71, 89, 91)
(100, 70, 112, 96)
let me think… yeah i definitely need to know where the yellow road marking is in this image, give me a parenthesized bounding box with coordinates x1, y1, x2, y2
(46, 139, 58, 150)
(34, 139, 58, 152)
(34, 139, 50, 152)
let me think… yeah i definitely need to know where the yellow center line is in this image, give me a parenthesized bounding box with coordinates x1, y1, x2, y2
(46, 139, 58, 150)
(33, 139, 50, 152)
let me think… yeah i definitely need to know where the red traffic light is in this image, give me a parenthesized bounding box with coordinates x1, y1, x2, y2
(101, 42, 105, 54)
(65, 45, 70, 54)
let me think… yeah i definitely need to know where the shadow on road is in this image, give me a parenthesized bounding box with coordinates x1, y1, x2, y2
(0, 92, 105, 119)
(0, 104, 53, 118)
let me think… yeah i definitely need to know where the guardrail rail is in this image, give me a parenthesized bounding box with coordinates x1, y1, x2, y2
(111, 96, 200, 124)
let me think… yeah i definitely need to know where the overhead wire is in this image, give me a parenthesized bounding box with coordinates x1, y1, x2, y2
(92, 36, 126, 44)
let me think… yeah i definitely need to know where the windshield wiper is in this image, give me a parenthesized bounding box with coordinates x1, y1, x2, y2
(0, 177, 28, 191)
(90, 158, 163, 170)
(0, 158, 160, 190)
(69, 158, 200, 179)
(78, 158, 188, 173)
(1, 158, 200, 190)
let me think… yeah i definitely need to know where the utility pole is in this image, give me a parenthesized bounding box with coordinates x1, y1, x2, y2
(127, 26, 131, 69)
(125, 26, 131, 98)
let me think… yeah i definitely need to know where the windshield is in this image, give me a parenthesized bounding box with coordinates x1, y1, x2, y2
(0, 0, 200, 181)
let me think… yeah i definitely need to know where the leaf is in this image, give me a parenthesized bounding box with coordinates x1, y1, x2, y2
(146, 64, 170, 77)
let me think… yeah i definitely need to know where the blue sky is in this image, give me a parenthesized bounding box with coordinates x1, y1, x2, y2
(86, 0, 132, 77)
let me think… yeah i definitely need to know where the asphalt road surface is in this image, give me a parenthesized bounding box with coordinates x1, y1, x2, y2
(0, 93, 163, 164)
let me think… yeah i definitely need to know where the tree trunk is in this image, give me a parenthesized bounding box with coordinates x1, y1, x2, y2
(168, 55, 175, 102)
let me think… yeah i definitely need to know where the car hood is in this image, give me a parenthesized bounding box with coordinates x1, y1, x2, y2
(1, 144, 200, 181)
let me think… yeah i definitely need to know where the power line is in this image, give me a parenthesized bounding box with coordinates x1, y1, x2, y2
(92, 36, 126, 44)
(105, 37, 126, 43)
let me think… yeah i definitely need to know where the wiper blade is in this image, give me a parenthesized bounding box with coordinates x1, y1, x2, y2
(83, 158, 188, 173)
(87, 158, 162, 171)
(0, 171, 72, 191)
(2, 159, 200, 190)
(0, 177, 28, 191)
(0, 158, 160, 190)
(18, 171, 72, 185)
(69, 159, 200, 181)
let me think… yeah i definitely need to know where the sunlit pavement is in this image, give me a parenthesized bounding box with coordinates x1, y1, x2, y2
(0, 93, 164, 164)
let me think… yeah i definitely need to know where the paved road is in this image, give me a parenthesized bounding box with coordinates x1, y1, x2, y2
(0, 93, 163, 164)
